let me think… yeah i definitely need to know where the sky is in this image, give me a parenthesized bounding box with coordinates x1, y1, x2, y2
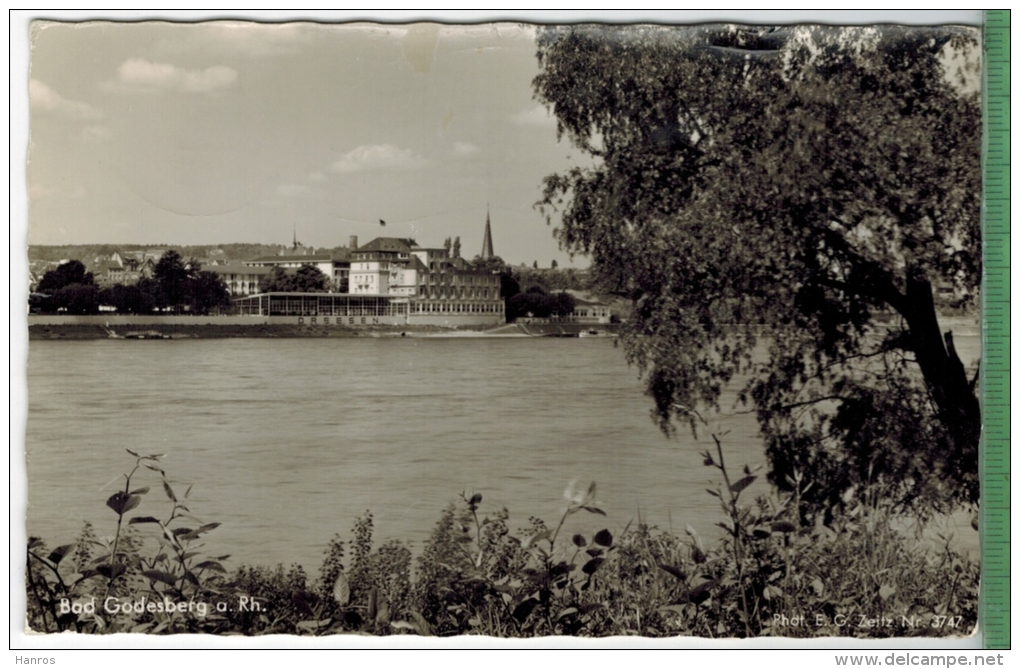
(24, 20, 581, 267)
(17, 10, 982, 270)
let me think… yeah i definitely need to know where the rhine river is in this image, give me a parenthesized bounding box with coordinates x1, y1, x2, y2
(23, 331, 979, 571)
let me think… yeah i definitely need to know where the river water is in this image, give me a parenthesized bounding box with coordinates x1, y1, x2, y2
(24, 330, 980, 571)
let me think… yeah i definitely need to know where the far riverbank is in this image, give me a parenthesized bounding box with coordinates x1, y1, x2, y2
(27, 322, 475, 340)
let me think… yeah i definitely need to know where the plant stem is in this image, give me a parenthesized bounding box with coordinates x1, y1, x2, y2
(713, 434, 752, 637)
(26, 553, 52, 633)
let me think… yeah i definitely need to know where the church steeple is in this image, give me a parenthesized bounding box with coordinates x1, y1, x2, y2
(481, 206, 494, 260)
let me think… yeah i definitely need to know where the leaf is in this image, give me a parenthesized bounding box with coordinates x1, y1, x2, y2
(333, 572, 351, 606)
(142, 570, 179, 586)
(771, 521, 798, 533)
(46, 544, 75, 565)
(658, 564, 686, 581)
(195, 560, 226, 573)
(659, 605, 688, 615)
(130, 486, 150, 495)
(144, 464, 165, 475)
(812, 578, 825, 596)
(172, 527, 195, 537)
(729, 475, 756, 494)
(706, 488, 720, 497)
(585, 547, 603, 558)
(106, 491, 139, 515)
(556, 607, 578, 620)
(96, 563, 126, 580)
(468, 493, 483, 506)
(571, 533, 587, 547)
(296, 619, 331, 632)
(184, 484, 193, 500)
(582, 505, 607, 516)
(587, 481, 597, 499)
(878, 584, 896, 600)
(126, 449, 140, 457)
(129, 516, 161, 525)
(691, 546, 706, 564)
(593, 529, 613, 547)
(523, 529, 551, 549)
(163, 481, 177, 503)
(685, 578, 719, 605)
(582, 557, 605, 575)
(391, 620, 419, 633)
(752, 528, 772, 539)
(512, 598, 540, 623)
(408, 611, 431, 636)
(95, 562, 125, 579)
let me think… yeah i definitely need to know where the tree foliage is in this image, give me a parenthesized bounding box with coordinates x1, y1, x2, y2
(534, 24, 981, 514)
(258, 264, 329, 293)
(507, 289, 576, 321)
(37, 260, 94, 293)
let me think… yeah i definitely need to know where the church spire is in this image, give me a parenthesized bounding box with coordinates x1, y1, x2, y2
(481, 205, 494, 260)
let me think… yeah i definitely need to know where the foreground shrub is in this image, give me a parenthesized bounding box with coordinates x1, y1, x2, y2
(26, 448, 978, 638)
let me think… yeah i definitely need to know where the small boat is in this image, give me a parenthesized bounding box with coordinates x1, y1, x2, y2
(579, 329, 611, 338)
(123, 330, 171, 339)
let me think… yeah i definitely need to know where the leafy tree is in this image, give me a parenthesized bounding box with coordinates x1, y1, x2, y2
(99, 284, 154, 314)
(534, 25, 981, 514)
(258, 264, 329, 293)
(507, 289, 576, 321)
(549, 291, 576, 317)
(189, 271, 232, 314)
(51, 283, 100, 314)
(37, 260, 94, 293)
(258, 266, 289, 294)
(551, 259, 558, 269)
(152, 250, 191, 312)
(452, 236, 461, 259)
(290, 264, 329, 292)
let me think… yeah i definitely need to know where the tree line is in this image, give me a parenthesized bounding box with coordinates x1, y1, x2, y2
(31, 250, 232, 315)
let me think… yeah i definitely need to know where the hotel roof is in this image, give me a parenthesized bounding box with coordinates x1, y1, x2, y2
(203, 264, 273, 275)
(246, 255, 333, 263)
(355, 237, 417, 254)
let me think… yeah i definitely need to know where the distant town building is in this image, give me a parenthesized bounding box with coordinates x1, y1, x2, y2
(202, 264, 272, 296)
(569, 295, 612, 324)
(98, 252, 157, 285)
(236, 216, 505, 325)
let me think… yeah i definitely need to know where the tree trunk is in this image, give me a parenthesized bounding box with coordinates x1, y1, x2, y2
(900, 275, 981, 492)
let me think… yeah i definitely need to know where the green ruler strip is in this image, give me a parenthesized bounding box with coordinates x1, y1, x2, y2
(981, 9, 1010, 651)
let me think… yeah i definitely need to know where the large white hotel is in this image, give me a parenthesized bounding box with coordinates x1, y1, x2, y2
(233, 218, 505, 327)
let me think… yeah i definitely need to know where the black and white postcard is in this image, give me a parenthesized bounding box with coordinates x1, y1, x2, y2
(16, 11, 984, 649)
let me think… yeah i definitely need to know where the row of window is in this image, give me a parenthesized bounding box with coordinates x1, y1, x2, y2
(414, 302, 503, 314)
